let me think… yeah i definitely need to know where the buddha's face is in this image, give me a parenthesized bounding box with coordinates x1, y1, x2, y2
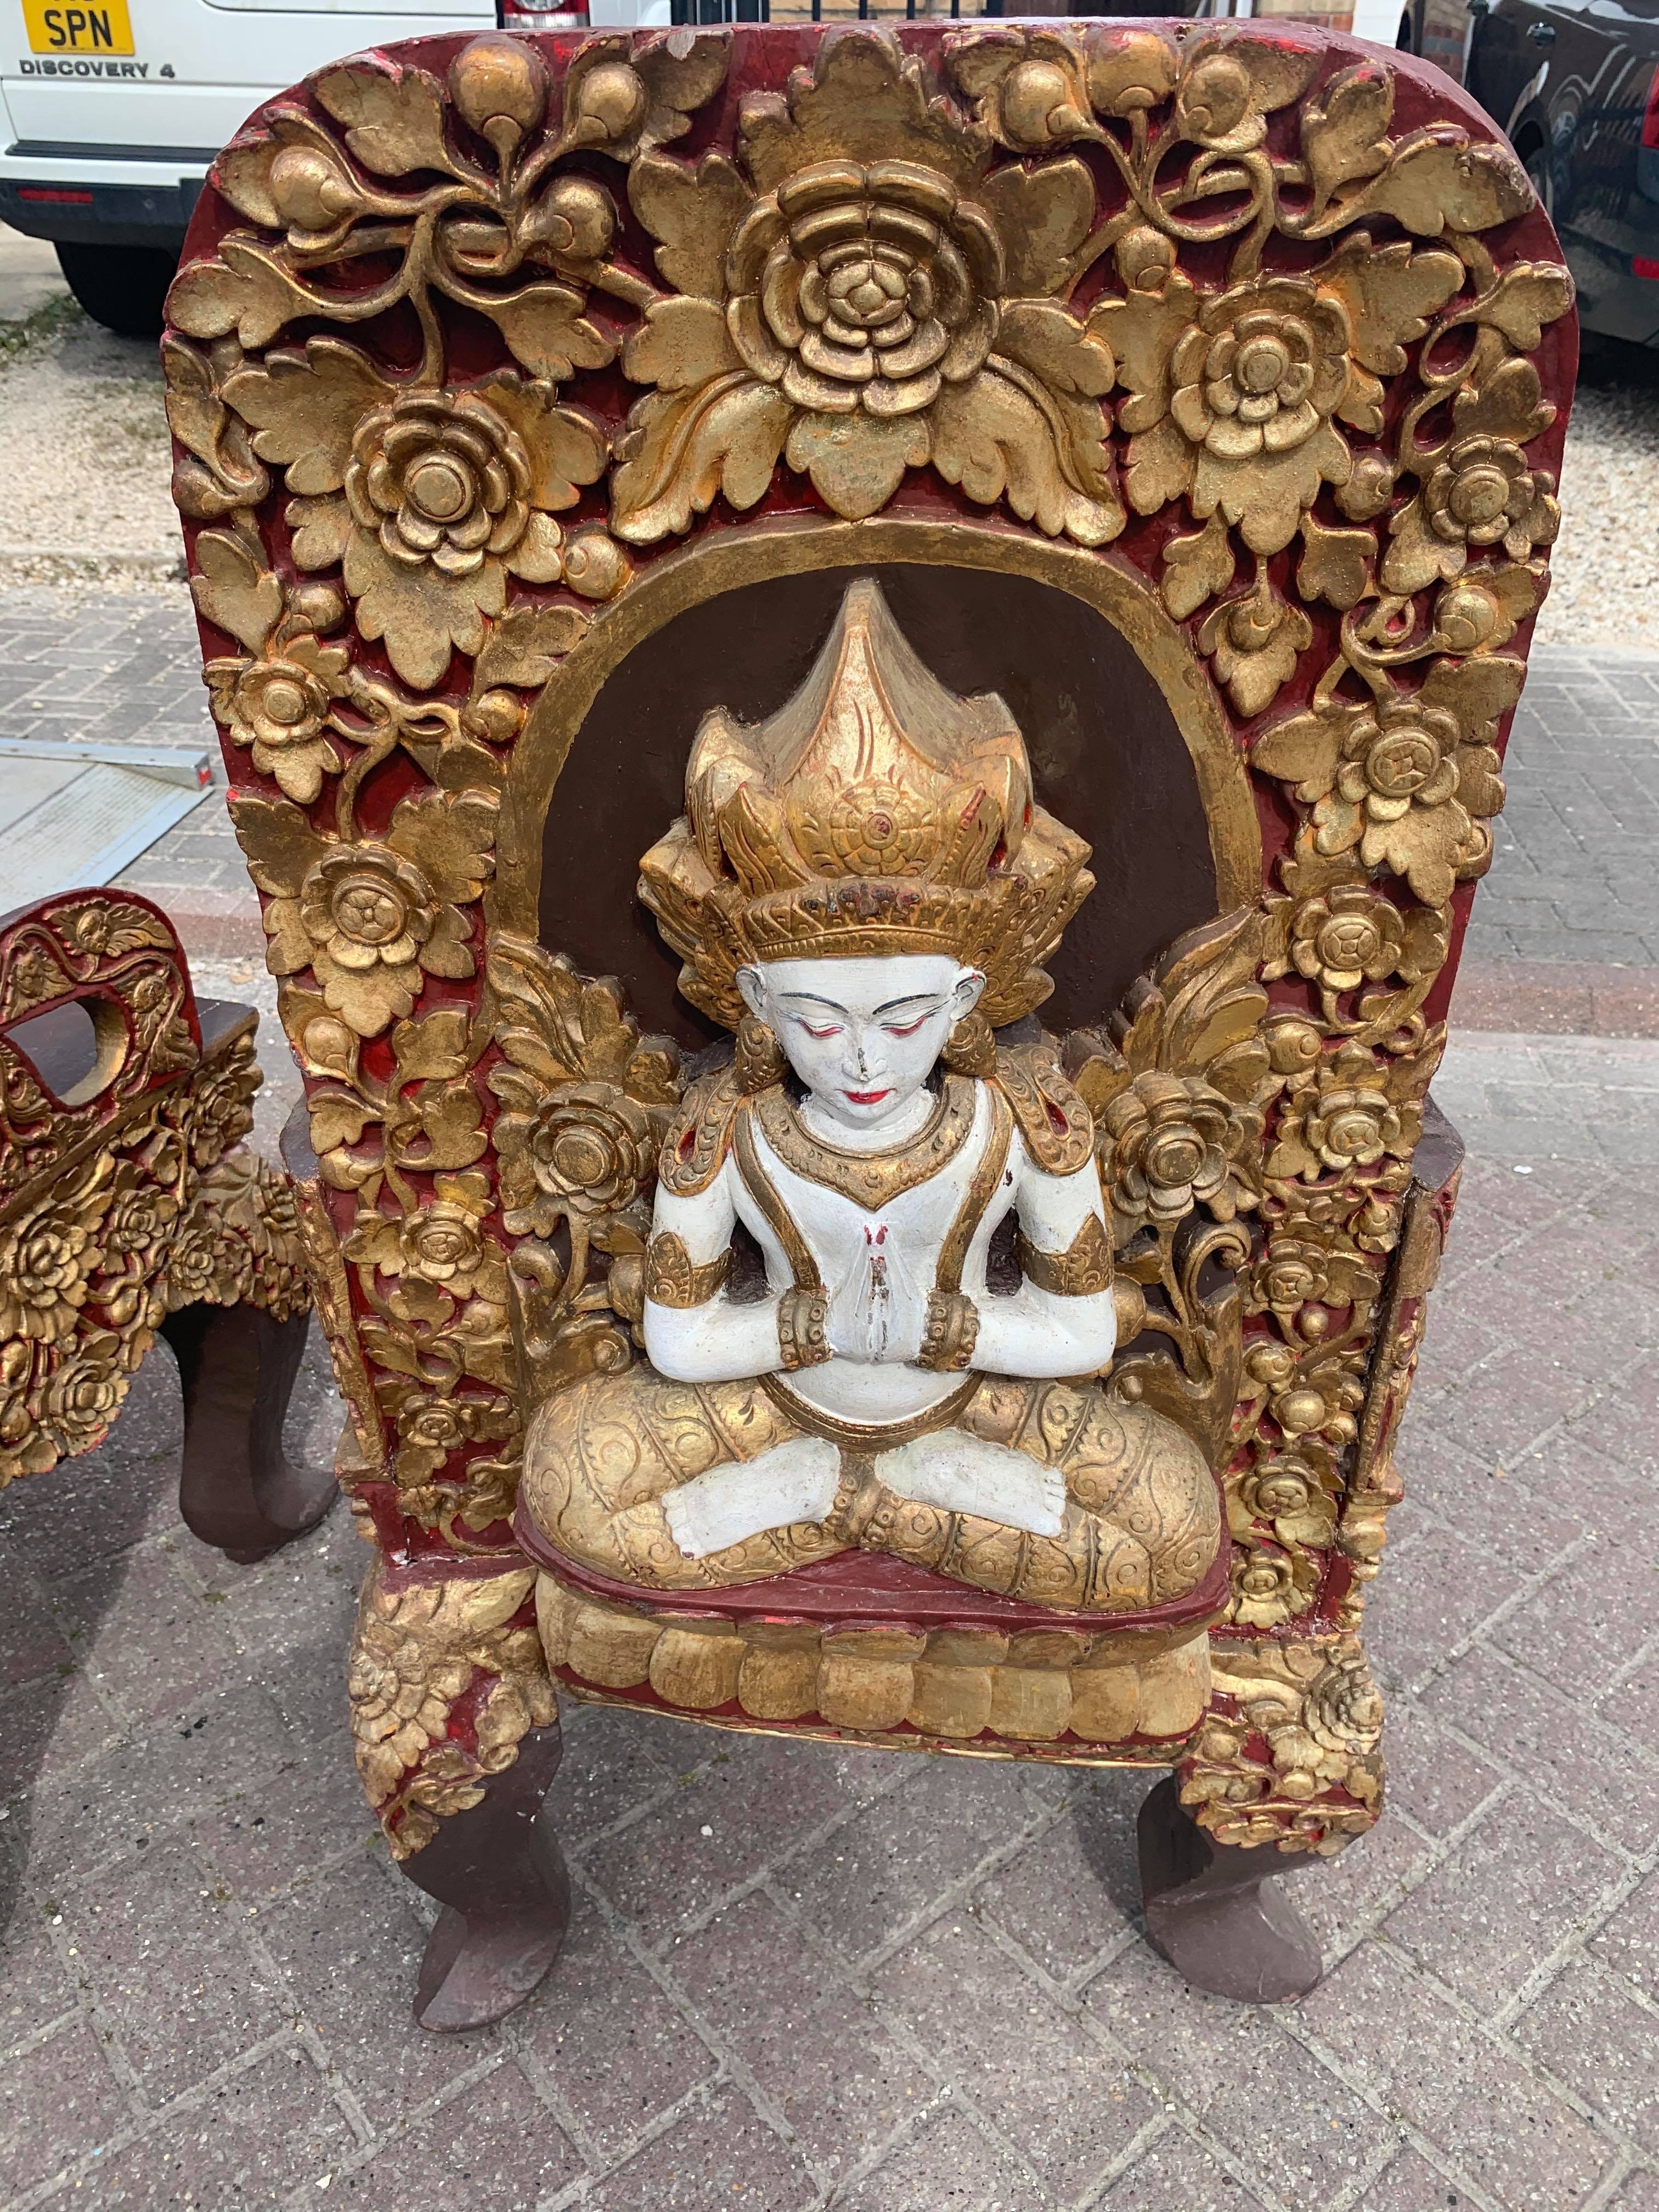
(737, 953, 985, 1133)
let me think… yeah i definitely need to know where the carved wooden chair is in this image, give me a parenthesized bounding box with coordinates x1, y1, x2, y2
(163, 19, 1576, 2027)
(0, 889, 328, 1560)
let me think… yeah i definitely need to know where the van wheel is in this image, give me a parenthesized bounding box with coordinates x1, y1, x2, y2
(53, 243, 176, 339)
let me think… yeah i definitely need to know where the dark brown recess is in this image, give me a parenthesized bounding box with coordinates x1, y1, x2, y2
(538, 563, 1220, 1051)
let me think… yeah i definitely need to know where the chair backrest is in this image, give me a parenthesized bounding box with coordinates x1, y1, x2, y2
(163, 19, 1576, 1644)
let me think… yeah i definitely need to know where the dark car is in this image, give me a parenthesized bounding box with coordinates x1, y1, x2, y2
(1434, 0, 1659, 347)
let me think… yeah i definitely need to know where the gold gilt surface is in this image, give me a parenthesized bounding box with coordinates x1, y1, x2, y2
(163, 21, 1572, 1857)
(0, 894, 309, 1490)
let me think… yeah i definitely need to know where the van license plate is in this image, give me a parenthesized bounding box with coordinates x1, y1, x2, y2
(21, 0, 135, 57)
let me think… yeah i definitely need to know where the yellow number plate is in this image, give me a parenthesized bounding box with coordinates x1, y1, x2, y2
(21, 0, 134, 56)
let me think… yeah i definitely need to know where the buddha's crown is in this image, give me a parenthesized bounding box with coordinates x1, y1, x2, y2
(638, 578, 1092, 1029)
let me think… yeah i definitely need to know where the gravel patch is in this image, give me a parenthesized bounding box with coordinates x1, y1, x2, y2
(0, 301, 180, 579)
(1534, 345, 1659, 653)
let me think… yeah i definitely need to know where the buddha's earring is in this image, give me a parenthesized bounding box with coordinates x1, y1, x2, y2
(735, 1016, 788, 1093)
(943, 1011, 996, 1076)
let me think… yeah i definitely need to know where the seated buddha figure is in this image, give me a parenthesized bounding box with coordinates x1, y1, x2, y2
(521, 581, 1221, 1614)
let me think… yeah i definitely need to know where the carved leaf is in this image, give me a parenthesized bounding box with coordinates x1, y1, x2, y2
(611, 377, 792, 545)
(167, 238, 312, 351)
(1471, 263, 1577, 352)
(1328, 128, 1532, 239)
(629, 151, 753, 303)
(1314, 235, 1464, 375)
(190, 528, 283, 653)
(222, 337, 388, 496)
(309, 1087, 379, 1152)
(1451, 354, 1555, 443)
(979, 158, 1096, 300)
(931, 368, 1122, 547)
(788, 412, 932, 525)
(1300, 63, 1392, 210)
(486, 286, 617, 383)
(314, 56, 453, 179)
(391, 1009, 471, 1084)
(1161, 512, 1235, 621)
(631, 30, 732, 154)
(474, 604, 590, 690)
(622, 295, 739, 394)
(1297, 516, 1375, 611)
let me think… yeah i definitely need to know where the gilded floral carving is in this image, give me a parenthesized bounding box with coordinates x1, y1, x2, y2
(347, 1563, 555, 1855)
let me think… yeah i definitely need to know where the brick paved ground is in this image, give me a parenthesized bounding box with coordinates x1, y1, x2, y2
(1, 586, 1656, 2210)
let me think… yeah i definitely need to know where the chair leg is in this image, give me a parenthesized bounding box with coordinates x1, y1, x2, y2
(1138, 1775, 1324, 2003)
(161, 1302, 337, 1564)
(396, 1725, 572, 2033)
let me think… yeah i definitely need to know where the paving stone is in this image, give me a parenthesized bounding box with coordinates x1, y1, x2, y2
(785, 1757, 1047, 1970)
(0, 2017, 136, 2197)
(585, 2081, 817, 2211)
(1096, 1939, 1387, 2194)
(1590, 1869, 1659, 2004)
(583, 1731, 892, 1948)
(1514, 1956, 1659, 2153)
(970, 1773, 1140, 1985)
(1491, 1538, 1659, 1699)
(667, 1888, 930, 2182)
(1362, 1527, 1526, 1695)
(1090, 2128, 1274, 2210)
(514, 1891, 715, 2165)
(831, 2104, 1039, 2212)
(1379, 1702, 1506, 1839)
(55, 1545, 244, 1727)
(874, 1918, 1159, 2201)
(1420, 1647, 1659, 1859)
(95, 2039, 359, 2208)
(1351, 2146, 1479, 2209)
(59, 1829, 284, 2103)
(253, 1850, 499, 2130)
(1604, 2172, 1659, 2211)
(0, 1544, 73, 1690)
(1297, 1943, 1612, 2210)
(1384, 1808, 1624, 2008)
(334, 2061, 582, 2211)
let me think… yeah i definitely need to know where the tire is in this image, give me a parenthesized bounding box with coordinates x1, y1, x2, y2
(53, 242, 177, 339)
(1520, 138, 1552, 220)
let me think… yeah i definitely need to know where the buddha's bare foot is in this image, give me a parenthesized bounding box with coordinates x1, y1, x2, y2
(663, 1436, 841, 1556)
(879, 1433, 1064, 1536)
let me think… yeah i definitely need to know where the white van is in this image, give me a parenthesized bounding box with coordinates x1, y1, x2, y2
(0, 0, 666, 335)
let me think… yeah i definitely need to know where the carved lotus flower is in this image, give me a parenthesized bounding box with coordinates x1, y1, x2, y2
(729, 162, 999, 425)
(614, 33, 1120, 546)
(497, 1080, 657, 1239)
(1233, 1446, 1340, 1549)
(1424, 435, 1558, 562)
(233, 788, 495, 1037)
(1254, 660, 1516, 907)
(39, 1335, 126, 1455)
(168, 1052, 259, 1169)
(1304, 1646, 1384, 1756)
(1229, 1541, 1317, 1628)
(1101, 229, 1464, 557)
(1268, 1040, 1426, 1185)
(0, 1165, 111, 1345)
(0, 1339, 54, 1485)
(206, 636, 349, 803)
(377, 1381, 515, 1489)
(221, 347, 607, 689)
(345, 1170, 508, 1304)
(1101, 1070, 1254, 1231)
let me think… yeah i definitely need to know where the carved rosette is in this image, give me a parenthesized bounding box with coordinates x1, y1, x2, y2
(0, 895, 309, 1489)
(1179, 1636, 1384, 1854)
(166, 21, 1571, 1841)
